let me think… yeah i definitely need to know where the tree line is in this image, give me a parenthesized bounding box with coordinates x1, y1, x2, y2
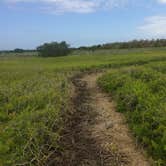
(78, 39, 166, 50)
(1, 39, 166, 57)
(0, 49, 35, 54)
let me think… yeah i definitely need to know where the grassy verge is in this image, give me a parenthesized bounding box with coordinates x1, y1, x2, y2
(98, 66, 166, 165)
(0, 70, 71, 165)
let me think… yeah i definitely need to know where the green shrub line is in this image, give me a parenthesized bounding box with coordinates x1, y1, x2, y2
(98, 67, 166, 165)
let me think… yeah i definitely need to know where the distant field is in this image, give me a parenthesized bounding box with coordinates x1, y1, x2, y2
(0, 48, 166, 165)
(0, 51, 38, 57)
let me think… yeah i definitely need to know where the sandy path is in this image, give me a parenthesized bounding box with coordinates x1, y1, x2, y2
(60, 72, 150, 166)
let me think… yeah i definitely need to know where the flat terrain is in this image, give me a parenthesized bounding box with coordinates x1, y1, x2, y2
(0, 48, 166, 165)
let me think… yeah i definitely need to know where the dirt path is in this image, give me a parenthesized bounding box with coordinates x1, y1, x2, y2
(60, 72, 150, 166)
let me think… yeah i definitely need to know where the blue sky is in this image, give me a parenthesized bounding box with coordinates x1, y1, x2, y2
(1, 0, 166, 49)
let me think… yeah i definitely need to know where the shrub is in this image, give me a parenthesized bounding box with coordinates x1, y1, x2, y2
(37, 41, 71, 57)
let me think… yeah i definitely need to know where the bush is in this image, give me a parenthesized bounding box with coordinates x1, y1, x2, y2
(13, 49, 24, 53)
(37, 41, 71, 57)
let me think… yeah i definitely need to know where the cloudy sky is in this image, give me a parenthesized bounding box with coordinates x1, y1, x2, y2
(1, 0, 166, 49)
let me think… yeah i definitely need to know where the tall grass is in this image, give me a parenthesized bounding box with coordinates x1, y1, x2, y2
(0, 70, 70, 165)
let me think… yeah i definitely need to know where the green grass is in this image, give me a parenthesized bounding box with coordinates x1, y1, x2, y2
(0, 48, 166, 165)
(98, 66, 166, 165)
(0, 51, 38, 57)
(0, 70, 71, 165)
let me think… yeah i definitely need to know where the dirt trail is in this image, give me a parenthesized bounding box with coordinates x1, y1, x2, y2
(60, 72, 150, 166)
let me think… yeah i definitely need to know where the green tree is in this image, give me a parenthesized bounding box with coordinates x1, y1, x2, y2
(14, 48, 24, 53)
(37, 41, 71, 57)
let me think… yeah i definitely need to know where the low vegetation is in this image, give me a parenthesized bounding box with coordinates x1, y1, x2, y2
(98, 65, 166, 165)
(0, 47, 166, 165)
(0, 69, 71, 165)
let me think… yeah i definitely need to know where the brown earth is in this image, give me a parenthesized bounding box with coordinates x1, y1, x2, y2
(58, 72, 151, 166)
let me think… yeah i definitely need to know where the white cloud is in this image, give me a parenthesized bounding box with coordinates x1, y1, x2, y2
(4, 0, 166, 14)
(40, 0, 98, 14)
(138, 15, 166, 37)
(4, 0, 129, 14)
(158, 0, 166, 4)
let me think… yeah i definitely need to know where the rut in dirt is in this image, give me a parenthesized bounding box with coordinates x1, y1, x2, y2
(60, 72, 150, 166)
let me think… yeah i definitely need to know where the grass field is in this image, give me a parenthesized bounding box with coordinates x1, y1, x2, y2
(98, 55, 166, 164)
(0, 48, 166, 165)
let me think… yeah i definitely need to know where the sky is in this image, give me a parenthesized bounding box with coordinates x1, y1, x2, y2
(1, 0, 166, 49)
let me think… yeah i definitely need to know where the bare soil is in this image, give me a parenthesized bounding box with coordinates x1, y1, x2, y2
(58, 72, 150, 166)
